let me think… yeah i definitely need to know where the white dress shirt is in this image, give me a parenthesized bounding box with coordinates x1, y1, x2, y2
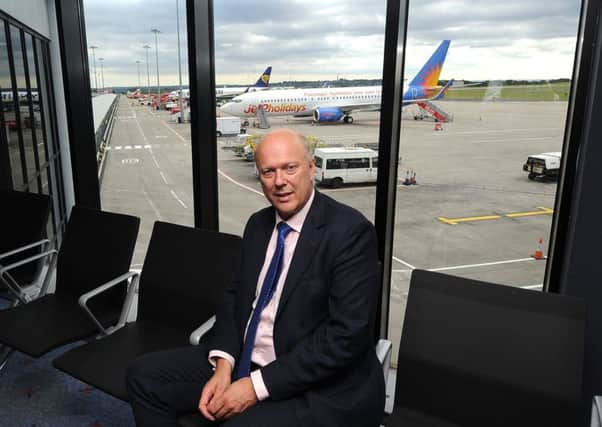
(209, 190, 315, 400)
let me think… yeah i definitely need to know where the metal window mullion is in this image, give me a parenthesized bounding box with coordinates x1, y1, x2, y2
(0, 21, 12, 190)
(186, 0, 219, 230)
(373, 0, 410, 340)
(5, 23, 29, 187)
(21, 30, 43, 193)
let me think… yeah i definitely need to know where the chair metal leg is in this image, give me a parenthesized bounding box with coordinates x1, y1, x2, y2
(0, 345, 14, 373)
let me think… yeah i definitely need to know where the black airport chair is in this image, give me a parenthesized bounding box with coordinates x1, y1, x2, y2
(0, 206, 140, 370)
(53, 221, 242, 402)
(0, 190, 53, 305)
(387, 269, 586, 427)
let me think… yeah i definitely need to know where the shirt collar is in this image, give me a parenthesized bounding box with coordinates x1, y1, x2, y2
(275, 189, 315, 233)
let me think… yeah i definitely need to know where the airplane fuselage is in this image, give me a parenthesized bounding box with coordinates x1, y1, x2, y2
(220, 85, 441, 118)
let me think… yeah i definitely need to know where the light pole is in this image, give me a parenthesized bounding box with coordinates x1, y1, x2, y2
(176, 0, 184, 122)
(135, 60, 141, 88)
(98, 57, 105, 92)
(89, 45, 98, 92)
(143, 45, 151, 96)
(151, 28, 161, 100)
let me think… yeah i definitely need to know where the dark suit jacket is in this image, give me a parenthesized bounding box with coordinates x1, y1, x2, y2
(209, 190, 385, 426)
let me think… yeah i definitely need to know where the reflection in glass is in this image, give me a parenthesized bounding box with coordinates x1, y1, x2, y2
(26, 34, 47, 167)
(1, 23, 24, 188)
(11, 25, 38, 191)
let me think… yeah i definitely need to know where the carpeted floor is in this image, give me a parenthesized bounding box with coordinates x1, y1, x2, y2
(0, 341, 134, 427)
(0, 296, 134, 427)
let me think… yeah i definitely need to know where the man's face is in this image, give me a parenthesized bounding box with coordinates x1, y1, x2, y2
(255, 131, 315, 220)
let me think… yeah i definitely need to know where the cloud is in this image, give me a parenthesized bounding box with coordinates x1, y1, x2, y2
(82, 0, 581, 86)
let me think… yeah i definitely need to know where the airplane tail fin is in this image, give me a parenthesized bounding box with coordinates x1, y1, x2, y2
(254, 66, 272, 88)
(408, 40, 451, 89)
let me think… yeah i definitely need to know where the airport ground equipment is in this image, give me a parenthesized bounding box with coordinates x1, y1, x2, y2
(387, 270, 585, 427)
(53, 221, 242, 402)
(0, 206, 139, 371)
(0, 190, 53, 305)
(415, 101, 453, 123)
(216, 116, 241, 136)
(314, 147, 378, 187)
(523, 152, 561, 180)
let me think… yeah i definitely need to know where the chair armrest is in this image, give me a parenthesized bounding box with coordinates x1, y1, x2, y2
(189, 316, 216, 345)
(375, 339, 393, 415)
(0, 249, 57, 303)
(376, 339, 392, 366)
(0, 249, 57, 275)
(0, 239, 50, 261)
(78, 271, 140, 335)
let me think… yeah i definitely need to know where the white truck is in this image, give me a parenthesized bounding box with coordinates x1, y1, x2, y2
(216, 116, 241, 137)
(523, 152, 561, 180)
(313, 147, 378, 187)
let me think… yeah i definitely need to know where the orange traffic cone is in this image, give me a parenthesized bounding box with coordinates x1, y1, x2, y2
(532, 237, 545, 260)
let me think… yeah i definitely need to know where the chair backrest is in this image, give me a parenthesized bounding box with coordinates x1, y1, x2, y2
(137, 221, 242, 331)
(55, 206, 140, 318)
(395, 269, 586, 427)
(0, 190, 51, 282)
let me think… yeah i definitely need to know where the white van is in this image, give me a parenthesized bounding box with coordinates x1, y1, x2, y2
(313, 147, 378, 187)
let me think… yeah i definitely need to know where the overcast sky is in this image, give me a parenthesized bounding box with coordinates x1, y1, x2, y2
(83, 0, 582, 88)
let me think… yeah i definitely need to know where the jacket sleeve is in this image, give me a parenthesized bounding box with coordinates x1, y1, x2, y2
(260, 218, 379, 400)
(205, 213, 258, 359)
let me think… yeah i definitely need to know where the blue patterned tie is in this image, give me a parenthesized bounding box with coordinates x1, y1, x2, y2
(236, 221, 293, 379)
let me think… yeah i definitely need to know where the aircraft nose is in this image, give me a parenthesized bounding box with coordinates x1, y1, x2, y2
(220, 103, 233, 114)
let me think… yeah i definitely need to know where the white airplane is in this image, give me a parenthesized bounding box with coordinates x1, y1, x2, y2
(220, 41, 451, 124)
(215, 66, 272, 99)
(166, 66, 273, 103)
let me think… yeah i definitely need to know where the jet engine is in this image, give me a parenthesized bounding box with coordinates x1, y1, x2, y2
(313, 107, 344, 122)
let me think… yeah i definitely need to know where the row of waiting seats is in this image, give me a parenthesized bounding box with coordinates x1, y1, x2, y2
(0, 190, 589, 426)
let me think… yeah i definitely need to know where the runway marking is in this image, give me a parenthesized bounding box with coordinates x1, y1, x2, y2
(148, 149, 161, 169)
(142, 188, 163, 220)
(505, 206, 553, 218)
(134, 145, 142, 149)
(125, 145, 132, 150)
(438, 214, 501, 225)
(155, 135, 167, 139)
(391, 257, 539, 275)
(158, 118, 188, 143)
(159, 171, 169, 184)
(392, 256, 415, 270)
(428, 257, 535, 272)
(521, 284, 543, 289)
(170, 190, 188, 208)
(438, 207, 554, 225)
(218, 169, 264, 196)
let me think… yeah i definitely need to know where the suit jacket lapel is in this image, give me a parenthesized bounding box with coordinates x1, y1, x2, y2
(275, 192, 325, 321)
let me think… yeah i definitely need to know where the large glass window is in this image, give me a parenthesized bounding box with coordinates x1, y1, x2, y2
(388, 0, 582, 364)
(83, 0, 194, 267)
(0, 14, 67, 245)
(214, 0, 386, 236)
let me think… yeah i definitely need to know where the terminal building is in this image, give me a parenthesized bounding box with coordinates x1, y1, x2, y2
(2, 0, 602, 425)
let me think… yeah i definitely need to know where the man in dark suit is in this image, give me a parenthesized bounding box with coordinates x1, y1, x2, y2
(126, 129, 385, 426)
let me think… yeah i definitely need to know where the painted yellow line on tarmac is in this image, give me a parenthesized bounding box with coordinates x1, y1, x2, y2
(438, 207, 554, 225)
(438, 215, 501, 225)
(505, 207, 554, 218)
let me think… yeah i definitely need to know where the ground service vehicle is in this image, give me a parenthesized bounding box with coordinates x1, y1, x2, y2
(216, 116, 241, 136)
(313, 147, 378, 187)
(523, 152, 561, 180)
